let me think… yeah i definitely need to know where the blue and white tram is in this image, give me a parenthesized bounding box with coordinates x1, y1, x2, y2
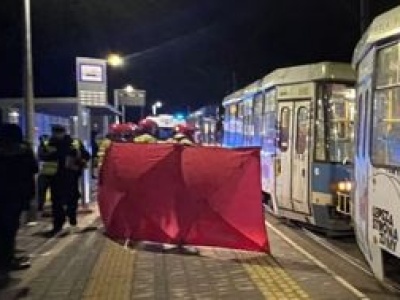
(353, 5, 400, 286)
(223, 62, 356, 233)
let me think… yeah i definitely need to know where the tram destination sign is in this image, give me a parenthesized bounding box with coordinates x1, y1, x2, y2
(277, 83, 313, 100)
(76, 57, 108, 107)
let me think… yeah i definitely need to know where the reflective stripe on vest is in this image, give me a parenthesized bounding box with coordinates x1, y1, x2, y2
(40, 140, 58, 175)
(40, 139, 81, 175)
(72, 139, 81, 158)
(134, 134, 157, 143)
(40, 161, 58, 176)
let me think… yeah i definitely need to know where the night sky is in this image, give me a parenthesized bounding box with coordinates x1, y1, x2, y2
(0, 0, 399, 118)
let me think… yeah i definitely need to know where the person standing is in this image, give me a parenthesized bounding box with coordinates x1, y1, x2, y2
(36, 134, 52, 215)
(38, 125, 90, 236)
(170, 124, 196, 145)
(0, 123, 38, 286)
(133, 119, 158, 143)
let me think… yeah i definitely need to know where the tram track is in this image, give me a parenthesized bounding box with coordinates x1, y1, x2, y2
(301, 228, 373, 277)
(300, 226, 400, 293)
(265, 212, 400, 299)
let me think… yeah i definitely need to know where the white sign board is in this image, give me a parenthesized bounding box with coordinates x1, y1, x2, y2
(76, 57, 107, 107)
(79, 64, 104, 83)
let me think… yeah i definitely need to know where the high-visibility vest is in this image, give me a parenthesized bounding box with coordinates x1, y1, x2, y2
(173, 133, 194, 146)
(179, 138, 193, 146)
(133, 134, 157, 143)
(97, 138, 112, 167)
(40, 139, 83, 176)
(40, 161, 58, 176)
(40, 141, 58, 176)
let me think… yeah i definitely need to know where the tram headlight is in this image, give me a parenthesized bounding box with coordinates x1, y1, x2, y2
(337, 180, 352, 193)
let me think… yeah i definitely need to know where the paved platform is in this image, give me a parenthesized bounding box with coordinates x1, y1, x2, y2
(0, 205, 369, 300)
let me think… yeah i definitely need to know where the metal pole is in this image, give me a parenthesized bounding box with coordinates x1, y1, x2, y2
(23, 0, 38, 225)
(113, 89, 120, 123)
(122, 105, 126, 123)
(23, 0, 35, 144)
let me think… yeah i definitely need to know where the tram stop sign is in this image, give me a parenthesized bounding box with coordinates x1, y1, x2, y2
(116, 88, 146, 107)
(76, 57, 108, 107)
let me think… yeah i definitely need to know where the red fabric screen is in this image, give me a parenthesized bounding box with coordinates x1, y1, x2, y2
(98, 143, 269, 252)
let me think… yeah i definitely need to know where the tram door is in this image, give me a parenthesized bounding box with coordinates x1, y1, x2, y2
(276, 102, 293, 210)
(291, 101, 310, 214)
(276, 101, 310, 214)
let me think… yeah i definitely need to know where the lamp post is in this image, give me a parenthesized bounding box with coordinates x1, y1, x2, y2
(121, 85, 135, 122)
(152, 101, 162, 115)
(113, 85, 136, 123)
(23, 0, 35, 144)
(108, 54, 125, 123)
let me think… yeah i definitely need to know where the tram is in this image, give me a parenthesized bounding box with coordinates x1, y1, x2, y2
(223, 62, 356, 233)
(352, 5, 400, 286)
(186, 105, 221, 145)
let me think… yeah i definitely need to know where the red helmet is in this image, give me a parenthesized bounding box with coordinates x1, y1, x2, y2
(109, 123, 136, 135)
(108, 123, 120, 134)
(138, 119, 158, 131)
(124, 122, 137, 132)
(175, 124, 196, 135)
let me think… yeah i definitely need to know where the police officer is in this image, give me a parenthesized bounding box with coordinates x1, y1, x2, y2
(0, 124, 38, 285)
(39, 125, 90, 236)
(133, 119, 158, 143)
(37, 134, 52, 215)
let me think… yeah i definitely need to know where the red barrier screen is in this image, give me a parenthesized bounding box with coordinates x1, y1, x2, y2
(98, 144, 269, 252)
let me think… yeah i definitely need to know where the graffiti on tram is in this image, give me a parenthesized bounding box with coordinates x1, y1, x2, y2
(372, 206, 399, 252)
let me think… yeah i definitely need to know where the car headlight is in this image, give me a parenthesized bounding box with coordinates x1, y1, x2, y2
(337, 180, 352, 192)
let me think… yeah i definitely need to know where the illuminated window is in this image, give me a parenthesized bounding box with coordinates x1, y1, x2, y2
(279, 107, 290, 152)
(296, 107, 309, 154)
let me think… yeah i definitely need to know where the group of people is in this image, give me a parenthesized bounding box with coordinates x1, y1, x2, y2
(97, 118, 197, 167)
(0, 123, 89, 287)
(0, 118, 196, 286)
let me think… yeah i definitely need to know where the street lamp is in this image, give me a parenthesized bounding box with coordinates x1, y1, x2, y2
(107, 53, 124, 67)
(152, 101, 163, 115)
(124, 84, 135, 93)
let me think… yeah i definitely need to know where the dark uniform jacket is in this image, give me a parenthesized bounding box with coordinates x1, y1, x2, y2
(0, 141, 38, 211)
(39, 135, 90, 176)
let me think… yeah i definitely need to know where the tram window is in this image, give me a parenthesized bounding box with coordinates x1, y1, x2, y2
(318, 84, 355, 163)
(264, 112, 276, 151)
(372, 88, 400, 166)
(376, 43, 399, 87)
(362, 90, 369, 158)
(227, 104, 237, 143)
(254, 93, 263, 142)
(263, 90, 276, 152)
(315, 96, 327, 161)
(279, 107, 290, 152)
(356, 94, 364, 156)
(372, 43, 400, 167)
(296, 107, 309, 155)
(238, 102, 244, 130)
(245, 98, 254, 137)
